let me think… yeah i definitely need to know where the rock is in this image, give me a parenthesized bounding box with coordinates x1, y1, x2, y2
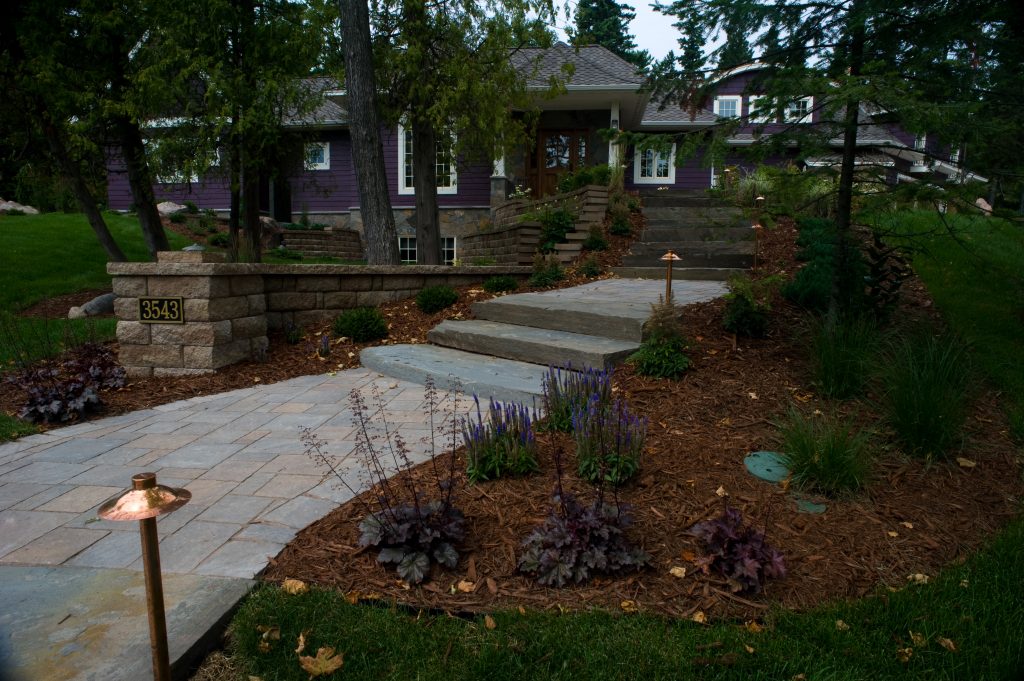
(157, 201, 188, 216)
(260, 216, 284, 249)
(975, 198, 993, 214)
(0, 199, 40, 215)
(68, 293, 116, 319)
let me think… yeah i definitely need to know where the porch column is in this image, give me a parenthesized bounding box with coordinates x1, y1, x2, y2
(490, 155, 510, 219)
(609, 102, 621, 167)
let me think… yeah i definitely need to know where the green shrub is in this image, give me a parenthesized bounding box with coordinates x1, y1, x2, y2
(626, 195, 642, 212)
(609, 215, 632, 236)
(532, 207, 576, 253)
(470, 256, 498, 266)
(168, 212, 186, 224)
(556, 164, 612, 193)
(630, 299, 691, 378)
(183, 200, 199, 214)
(1008, 406, 1024, 446)
(186, 221, 207, 237)
(779, 408, 872, 496)
(810, 313, 879, 399)
(582, 226, 608, 251)
(528, 253, 564, 288)
(578, 256, 602, 278)
(461, 397, 539, 483)
(198, 215, 216, 233)
(208, 232, 230, 248)
(878, 330, 971, 460)
(415, 285, 458, 314)
(271, 246, 303, 261)
(333, 307, 388, 343)
(723, 274, 781, 338)
(482, 275, 519, 293)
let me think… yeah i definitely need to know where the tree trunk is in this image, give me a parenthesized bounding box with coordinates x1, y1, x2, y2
(832, 4, 866, 316)
(39, 113, 127, 262)
(114, 116, 171, 259)
(242, 162, 262, 262)
(338, 0, 398, 265)
(228, 136, 242, 262)
(413, 120, 441, 265)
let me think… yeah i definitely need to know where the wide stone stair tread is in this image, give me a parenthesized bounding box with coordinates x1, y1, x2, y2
(643, 206, 742, 220)
(360, 344, 549, 405)
(427, 319, 639, 370)
(640, 226, 755, 242)
(472, 294, 654, 342)
(629, 240, 755, 254)
(610, 266, 746, 281)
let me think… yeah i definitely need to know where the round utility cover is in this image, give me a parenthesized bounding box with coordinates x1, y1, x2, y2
(744, 451, 790, 483)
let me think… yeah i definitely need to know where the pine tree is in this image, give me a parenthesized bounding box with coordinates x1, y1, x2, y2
(572, 0, 650, 70)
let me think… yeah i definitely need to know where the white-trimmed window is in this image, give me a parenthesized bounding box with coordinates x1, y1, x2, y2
(397, 236, 457, 264)
(914, 133, 927, 151)
(713, 95, 742, 119)
(710, 164, 718, 188)
(633, 145, 676, 184)
(747, 95, 773, 123)
(784, 97, 814, 123)
(398, 125, 457, 195)
(304, 142, 330, 171)
(950, 147, 960, 163)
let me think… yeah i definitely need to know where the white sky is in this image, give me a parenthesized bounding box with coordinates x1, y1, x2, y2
(553, 1, 682, 61)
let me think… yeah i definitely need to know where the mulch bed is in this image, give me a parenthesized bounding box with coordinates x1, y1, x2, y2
(262, 220, 1022, 620)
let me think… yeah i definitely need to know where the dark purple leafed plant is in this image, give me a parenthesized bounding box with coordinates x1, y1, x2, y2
(572, 395, 646, 486)
(301, 377, 465, 585)
(689, 505, 786, 595)
(9, 343, 125, 423)
(461, 395, 539, 483)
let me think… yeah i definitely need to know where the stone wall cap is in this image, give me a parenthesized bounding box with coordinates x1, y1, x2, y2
(108, 262, 532, 276)
(157, 251, 228, 264)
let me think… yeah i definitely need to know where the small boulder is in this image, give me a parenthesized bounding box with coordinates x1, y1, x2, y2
(157, 201, 188, 216)
(0, 199, 40, 215)
(69, 292, 116, 319)
(975, 198, 993, 214)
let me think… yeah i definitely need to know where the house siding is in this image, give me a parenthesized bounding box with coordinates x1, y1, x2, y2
(379, 126, 492, 209)
(290, 130, 358, 215)
(106, 151, 232, 211)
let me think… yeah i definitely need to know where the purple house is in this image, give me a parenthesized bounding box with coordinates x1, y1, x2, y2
(106, 45, 973, 261)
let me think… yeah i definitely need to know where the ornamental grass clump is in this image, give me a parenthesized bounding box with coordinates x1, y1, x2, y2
(810, 313, 879, 399)
(572, 396, 646, 486)
(878, 329, 971, 460)
(689, 504, 786, 595)
(461, 396, 539, 483)
(779, 407, 872, 496)
(519, 448, 649, 587)
(301, 377, 465, 585)
(541, 364, 612, 432)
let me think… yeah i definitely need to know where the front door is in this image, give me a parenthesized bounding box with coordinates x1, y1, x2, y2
(527, 129, 589, 197)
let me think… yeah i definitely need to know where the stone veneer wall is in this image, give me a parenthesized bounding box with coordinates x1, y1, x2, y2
(109, 252, 530, 377)
(460, 224, 540, 266)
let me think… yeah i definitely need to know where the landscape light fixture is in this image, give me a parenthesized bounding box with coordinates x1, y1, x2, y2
(660, 249, 682, 302)
(98, 473, 191, 681)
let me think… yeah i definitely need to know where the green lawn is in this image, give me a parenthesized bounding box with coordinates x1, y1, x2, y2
(232, 519, 1024, 680)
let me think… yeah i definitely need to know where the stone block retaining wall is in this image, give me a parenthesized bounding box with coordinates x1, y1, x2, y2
(109, 252, 529, 377)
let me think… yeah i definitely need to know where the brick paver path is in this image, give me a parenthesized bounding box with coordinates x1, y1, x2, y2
(0, 369, 471, 578)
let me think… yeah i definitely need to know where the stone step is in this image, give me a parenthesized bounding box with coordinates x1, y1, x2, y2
(640, 226, 755, 242)
(621, 252, 754, 268)
(611, 266, 746, 282)
(638, 195, 723, 208)
(629, 240, 756, 255)
(427, 319, 639, 370)
(360, 344, 548, 405)
(643, 206, 741, 222)
(473, 292, 655, 342)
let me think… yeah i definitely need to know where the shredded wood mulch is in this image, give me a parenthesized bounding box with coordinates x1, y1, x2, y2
(263, 220, 1022, 620)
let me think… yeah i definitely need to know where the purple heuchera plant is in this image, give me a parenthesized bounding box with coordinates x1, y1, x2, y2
(689, 505, 786, 595)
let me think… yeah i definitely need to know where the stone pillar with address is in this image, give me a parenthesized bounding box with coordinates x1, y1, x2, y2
(109, 252, 268, 377)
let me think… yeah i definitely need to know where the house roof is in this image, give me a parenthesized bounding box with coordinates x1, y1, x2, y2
(286, 77, 347, 127)
(511, 42, 644, 89)
(640, 100, 718, 128)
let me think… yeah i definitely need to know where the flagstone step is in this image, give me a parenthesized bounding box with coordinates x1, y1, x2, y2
(471, 293, 654, 342)
(360, 344, 548, 405)
(427, 319, 639, 370)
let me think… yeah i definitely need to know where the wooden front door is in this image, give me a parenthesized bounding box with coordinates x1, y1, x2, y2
(527, 129, 589, 197)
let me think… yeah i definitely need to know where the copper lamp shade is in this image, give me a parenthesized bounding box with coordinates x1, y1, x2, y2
(98, 472, 191, 521)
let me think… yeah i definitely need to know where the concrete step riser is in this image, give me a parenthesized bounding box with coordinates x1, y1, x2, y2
(643, 207, 741, 219)
(473, 301, 645, 342)
(641, 227, 755, 242)
(427, 321, 639, 371)
(630, 241, 755, 254)
(621, 254, 754, 268)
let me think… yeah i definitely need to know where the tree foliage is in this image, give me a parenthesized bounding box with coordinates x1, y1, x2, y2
(571, 0, 651, 70)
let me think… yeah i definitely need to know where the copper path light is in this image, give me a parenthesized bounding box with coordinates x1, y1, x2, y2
(660, 249, 682, 303)
(98, 473, 191, 681)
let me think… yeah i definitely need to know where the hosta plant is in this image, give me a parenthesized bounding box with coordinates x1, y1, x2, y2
(689, 505, 786, 595)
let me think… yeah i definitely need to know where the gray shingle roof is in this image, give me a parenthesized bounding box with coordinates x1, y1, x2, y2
(640, 100, 717, 126)
(284, 77, 347, 127)
(511, 42, 643, 88)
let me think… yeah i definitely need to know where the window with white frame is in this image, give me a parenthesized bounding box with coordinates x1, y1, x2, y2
(710, 164, 718, 188)
(304, 142, 330, 170)
(747, 95, 773, 123)
(398, 125, 457, 195)
(396, 236, 457, 264)
(913, 133, 927, 151)
(784, 97, 814, 123)
(713, 95, 742, 119)
(950, 147, 960, 163)
(633, 144, 676, 184)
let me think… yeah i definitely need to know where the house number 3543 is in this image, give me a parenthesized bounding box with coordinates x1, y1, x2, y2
(138, 297, 185, 324)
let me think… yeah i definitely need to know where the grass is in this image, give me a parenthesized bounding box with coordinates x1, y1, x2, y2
(877, 210, 1024, 440)
(0, 413, 37, 440)
(778, 407, 872, 495)
(809, 313, 879, 400)
(229, 518, 1024, 680)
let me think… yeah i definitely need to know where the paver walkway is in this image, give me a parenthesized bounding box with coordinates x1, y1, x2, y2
(0, 369, 473, 680)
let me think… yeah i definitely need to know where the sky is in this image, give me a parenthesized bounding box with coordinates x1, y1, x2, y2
(553, 1, 683, 61)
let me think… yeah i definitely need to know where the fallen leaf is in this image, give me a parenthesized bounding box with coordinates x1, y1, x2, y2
(457, 580, 475, 593)
(692, 611, 707, 624)
(896, 647, 913, 663)
(682, 550, 698, 562)
(717, 417, 731, 427)
(909, 630, 926, 647)
(887, 531, 900, 538)
(325, 371, 336, 377)
(281, 578, 308, 595)
(901, 522, 914, 529)
(295, 631, 308, 655)
(744, 620, 764, 634)
(959, 579, 969, 588)
(486, 577, 498, 594)
(956, 457, 977, 469)
(791, 675, 807, 681)
(345, 591, 360, 605)
(669, 566, 687, 579)
(716, 485, 728, 497)
(248, 676, 264, 681)
(347, 352, 355, 358)
(253, 376, 262, 383)
(484, 615, 497, 630)
(299, 646, 344, 678)
(744, 644, 755, 654)
(835, 619, 850, 631)
(937, 637, 958, 652)
(908, 573, 930, 585)
(621, 600, 639, 613)
(748, 391, 758, 399)
(256, 625, 280, 653)
(518, 606, 526, 616)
